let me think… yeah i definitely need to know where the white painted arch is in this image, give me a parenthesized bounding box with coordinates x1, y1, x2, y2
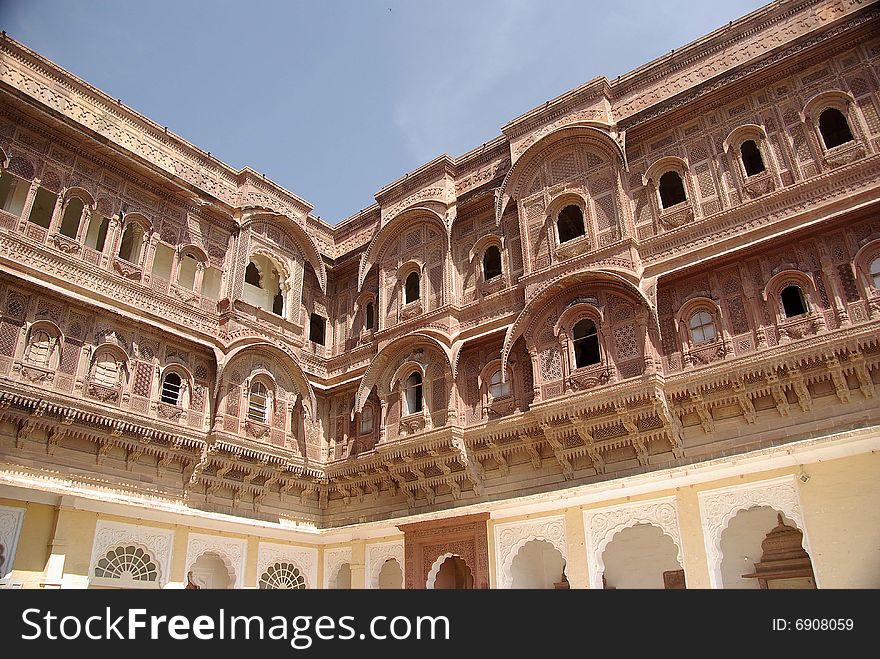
(698, 475, 815, 589)
(494, 514, 568, 589)
(583, 496, 684, 590)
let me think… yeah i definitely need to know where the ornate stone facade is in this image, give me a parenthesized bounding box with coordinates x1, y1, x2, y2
(0, 0, 878, 589)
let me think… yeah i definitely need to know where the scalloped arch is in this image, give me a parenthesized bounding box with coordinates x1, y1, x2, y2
(495, 125, 627, 224)
(222, 340, 317, 419)
(242, 212, 326, 294)
(358, 206, 447, 292)
(352, 332, 454, 417)
(500, 268, 658, 376)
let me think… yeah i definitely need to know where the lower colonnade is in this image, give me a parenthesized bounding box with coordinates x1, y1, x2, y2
(1, 429, 876, 590)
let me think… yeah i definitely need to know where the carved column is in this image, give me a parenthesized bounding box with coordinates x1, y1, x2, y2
(194, 261, 206, 296)
(101, 216, 120, 268)
(141, 234, 161, 285)
(816, 242, 848, 327)
(17, 179, 39, 232)
(529, 347, 541, 402)
(558, 332, 570, 392)
(76, 207, 92, 243)
(378, 398, 387, 444)
(47, 192, 63, 234)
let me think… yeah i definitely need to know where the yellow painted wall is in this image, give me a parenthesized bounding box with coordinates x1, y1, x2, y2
(2, 499, 53, 587)
(1, 448, 877, 589)
(798, 452, 880, 588)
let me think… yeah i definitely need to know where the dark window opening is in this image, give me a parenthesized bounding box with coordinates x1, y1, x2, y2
(309, 313, 326, 345)
(160, 372, 182, 405)
(272, 287, 284, 316)
(364, 302, 374, 330)
(405, 371, 423, 414)
(818, 108, 854, 149)
(659, 171, 687, 209)
(781, 285, 808, 318)
(117, 222, 144, 264)
(59, 197, 84, 238)
(27, 186, 55, 229)
(483, 245, 503, 279)
(557, 205, 585, 243)
(405, 271, 420, 304)
(245, 262, 262, 287)
(740, 140, 766, 176)
(573, 318, 601, 368)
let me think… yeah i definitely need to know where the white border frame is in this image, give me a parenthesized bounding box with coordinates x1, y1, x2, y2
(698, 474, 814, 589)
(0, 505, 26, 580)
(493, 514, 568, 589)
(365, 539, 404, 589)
(88, 520, 174, 588)
(323, 547, 353, 589)
(184, 532, 247, 589)
(256, 541, 318, 590)
(583, 496, 683, 590)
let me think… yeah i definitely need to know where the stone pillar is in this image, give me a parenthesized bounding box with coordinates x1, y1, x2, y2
(564, 507, 590, 589)
(141, 235, 161, 285)
(816, 243, 848, 327)
(558, 332, 570, 392)
(168, 526, 189, 588)
(76, 207, 92, 242)
(42, 503, 70, 588)
(529, 348, 541, 402)
(101, 216, 120, 268)
(194, 261, 206, 295)
(47, 192, 63, 234)
(17, 179, 39, 232)
(675, 488, 711, 589)
(350, 539, 366, 589)
(244, 536, 259, 588)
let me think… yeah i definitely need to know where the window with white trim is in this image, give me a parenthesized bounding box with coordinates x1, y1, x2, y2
(248, 381, 270, 423)
(688, 311, 717, 344)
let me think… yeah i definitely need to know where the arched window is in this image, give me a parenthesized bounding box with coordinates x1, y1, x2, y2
(259, 562, 306, 590)
(818, 108, 854, 149)
(360, 405, 374, 434)
(178, 254, 198, 291)
(658, 171, 687, 208)
(25, 329, 55, 367)
(488, 369, 510, 399)
(740, 140, 765, 176)
(248, 381, 269, 423)
(84, 214, 110, 251)
(483, 245, 503, 279)
(118, 223, 144, 263)
(94, 545, 158, 583)
(780, 285, 808, 318)
(688, 311, 717, 344)
(59, 197, 85, 239)
(364, 302, 375, 331)
(405, 271, 420, 304)
(161, 372, 182, 405)
(93, 350, 120, 386)
(245, 262, 262, 287)
(557, 205, 585, 243)
(870, 257, 880, 289)
(405, 372, 423, 415)
(573, 318, 600, 368)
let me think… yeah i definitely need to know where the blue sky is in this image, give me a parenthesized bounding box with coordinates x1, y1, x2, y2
(1, 0, 767, 223)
